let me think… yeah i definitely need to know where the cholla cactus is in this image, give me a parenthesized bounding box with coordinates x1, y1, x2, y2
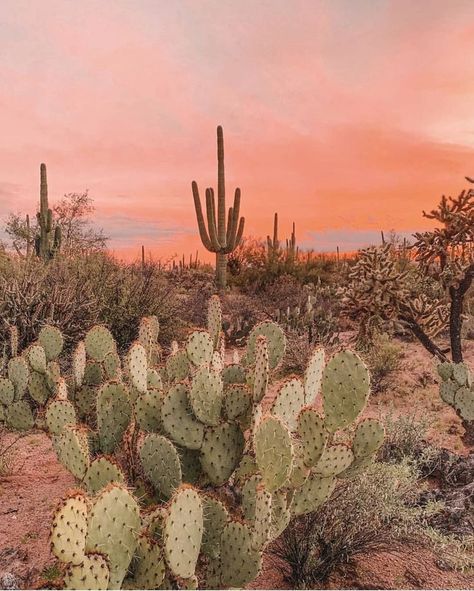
(35, 163, 61, 261)
(192, 126, 245, 290)
(344, 243, 448, 354)
(46, 294, 383, 590)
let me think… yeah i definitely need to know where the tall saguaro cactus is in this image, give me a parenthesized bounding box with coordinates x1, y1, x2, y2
(192, 126, 245, 289)
(36, 163, 61, 261)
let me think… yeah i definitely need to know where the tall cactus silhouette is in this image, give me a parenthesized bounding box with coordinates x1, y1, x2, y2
(192, 126, 245, 289)
(35, 163, 61, 261)
(267, 212, 279, 261)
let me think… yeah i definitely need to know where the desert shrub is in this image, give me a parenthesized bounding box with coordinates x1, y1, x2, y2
(362, 333, 403, 394)
(279, 331, 313, 375)
(269, 461, 458, 587)
(221, 292, 263, 345)
(0, 256, 100, 350)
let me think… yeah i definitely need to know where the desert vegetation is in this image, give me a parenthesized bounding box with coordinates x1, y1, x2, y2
(0, 127, 473, 591)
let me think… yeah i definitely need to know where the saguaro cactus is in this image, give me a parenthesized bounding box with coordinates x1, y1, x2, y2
(35, 163, 61, 261)
(267, 212, 279, 261)
(192, 126, 245, 289)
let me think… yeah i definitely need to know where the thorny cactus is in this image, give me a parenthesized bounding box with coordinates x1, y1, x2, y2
(438, 361, 474, 444)
(266, 212, 298, 264)
(43, 294, 384, 589)
(191, 126, 245, 290)
(35, 163, 62, 261)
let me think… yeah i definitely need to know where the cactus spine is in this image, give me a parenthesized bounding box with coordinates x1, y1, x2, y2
(192, 126, 245, 290)
(35, 163, 61, 261)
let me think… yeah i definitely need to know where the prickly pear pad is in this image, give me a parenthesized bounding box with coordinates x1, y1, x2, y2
(304, 347, 325, 404)
(85, 325, 116, 362)
(352, 418, 385, 458)
(83, 456, 125, 494)
(254, 416, 293, 492)
(247, 321, 286, 370)
(200, 422, 245, 485)
(38, 325, 64, 361)
(140, 433, 182, 498)
(271, 377, 305, 430)
(64, 553, 110, 590)
(186, 330, 214, 367)
(297, 407, 327, 467)
(85, 484, 140, 589)
(50, 493, 89, 565)
(189, 365, 223, 426)
(220, 520, 262, 588)
(163, 487, 203, 579)
(162, 384, 204, 450)
(322, 350, 370, 432)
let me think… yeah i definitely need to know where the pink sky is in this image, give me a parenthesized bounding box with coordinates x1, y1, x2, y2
(1, 0, 474, 261)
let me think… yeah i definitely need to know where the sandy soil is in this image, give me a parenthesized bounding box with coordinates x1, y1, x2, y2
(0, 338, 473, 589)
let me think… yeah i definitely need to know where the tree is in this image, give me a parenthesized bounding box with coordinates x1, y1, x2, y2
(5, 191, 107, 257)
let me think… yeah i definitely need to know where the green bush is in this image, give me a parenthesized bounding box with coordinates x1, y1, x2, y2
(362, 333, 403, 394)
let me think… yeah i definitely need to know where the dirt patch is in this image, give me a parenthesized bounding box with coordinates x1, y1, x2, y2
(0, 431, 74, 589)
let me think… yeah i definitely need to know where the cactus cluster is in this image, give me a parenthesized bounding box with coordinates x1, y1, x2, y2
(33, 294, 384, 589)
(438, 362, 474, 441)
(0, 323, 65, 431)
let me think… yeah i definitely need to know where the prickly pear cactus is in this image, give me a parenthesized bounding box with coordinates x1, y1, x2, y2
(437, 362, 474, 440)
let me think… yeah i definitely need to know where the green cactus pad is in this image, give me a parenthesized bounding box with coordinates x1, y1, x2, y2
(55, 424, 90, 479)
(6, 400, 34, 431)
(135, 389, 163, 433)
(189, 366, 223, 426)
(291, 473, 336, 515)
(207, 295, 222, 350)
(304, 348, 325, 404)
(437, 362, 453, 381)
(140, 434, 182, 498)
(64, 553, 110, 590)
(222, 363, 247, 385)
(103, 351, 122, 381)
(83, 361, 105, 387)
(163, 487, 203, 579)
(97, 382, 131, 453)
(453, 363, 471, 387)
(220, 520, 262, 588)
(454, 386, 474, 421)
(39, 325, 64, 361)
(50, 492, 88, 565)
(321, 350, 370, 432)
(73, 341, 86, 388)
(147, 368, 163, 390)
(84, 325, 116, 362)
(252, 485, 272, 550)
(200, 422, 245, 485)
(27, 344, 47, 374)
(131, 535, 165, 590)
(162, 384, 204, 450)
(186, 330, 214, 367)
(253, 335, 269, 403)
(86, 483, 141, 589)
(0, 378, 14, 406)
(128, 342, 148, 395)
(270, 377, 305, 430)
(296, 408, 327, 467)
(440, 379, 458, 405)
(29, 370, 51, 405)
(46, 399, 77, 436)
(352, 418, 385, 458)
(270, 491, 291, 540)
(201, 494, 229, 558)
(166, 350, 191, 382)
(83, 456, 125, 494)
(74, 386, 96, 420)
(314, 444, 354, 477)
(223, 383, 252, 421)
(8, 356, 29, 399)
(254, 416, 293, 492)
(247, 321, 286, 370)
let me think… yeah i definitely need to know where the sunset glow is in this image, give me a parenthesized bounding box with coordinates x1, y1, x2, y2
(2, 0, 474, 260)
